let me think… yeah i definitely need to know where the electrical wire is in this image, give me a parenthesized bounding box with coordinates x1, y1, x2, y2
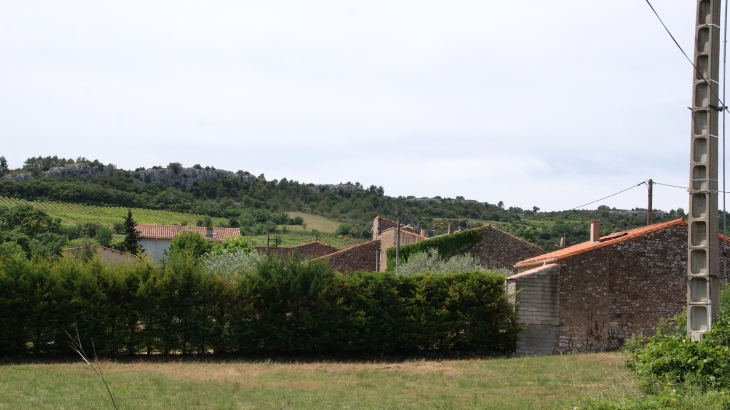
(654, 181, 730, 193)
(570, 181, 647, 210)
(653, 182, 688, 190)
(643, 0, 728, 111)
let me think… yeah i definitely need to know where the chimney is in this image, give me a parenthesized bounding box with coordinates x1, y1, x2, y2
(590, 220, 600, 243)
(205, 226, 213, 239)
(448, 219, 454, 235)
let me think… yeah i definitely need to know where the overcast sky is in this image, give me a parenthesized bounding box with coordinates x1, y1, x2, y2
(0, 1, 714, 211)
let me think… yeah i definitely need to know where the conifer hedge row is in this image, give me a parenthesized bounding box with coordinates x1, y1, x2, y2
(0, 255, 520, 357)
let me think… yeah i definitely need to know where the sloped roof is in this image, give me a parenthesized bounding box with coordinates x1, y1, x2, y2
(136, 224, 240, 242)
(514, 219, 687, 268)
(312, 239, 381, 261)
(63, 245, 137, 258)
(293, 240, 338, 250)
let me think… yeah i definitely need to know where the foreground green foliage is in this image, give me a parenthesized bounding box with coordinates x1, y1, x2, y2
(579, 308, 730, 409)
(0, 254, 519, 357)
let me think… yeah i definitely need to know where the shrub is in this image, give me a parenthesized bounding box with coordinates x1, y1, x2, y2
(95, 226, 113, 247)
(335, 223, 370, 239)
(386, 228, 483, 270)
(396, 250, 488, 275)
(167, 231, 212, 260)
(211, 236, 254, 255)
(0, 257, 519, 357)
(203, 249, 261, 282)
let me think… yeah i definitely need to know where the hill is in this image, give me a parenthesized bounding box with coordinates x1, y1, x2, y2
(0, 156, 688, 251)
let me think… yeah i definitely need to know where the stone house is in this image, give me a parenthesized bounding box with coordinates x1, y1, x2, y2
(314, 240, 382, 273)
(136, 224, 241, 262)
(508, 219, 720, 355)
(452, 225, 543, 271)
(317, 216, 543, 273)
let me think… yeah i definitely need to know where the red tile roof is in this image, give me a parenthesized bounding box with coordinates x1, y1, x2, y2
(514, 219, 688, 268)
(136, 225, 240, 242)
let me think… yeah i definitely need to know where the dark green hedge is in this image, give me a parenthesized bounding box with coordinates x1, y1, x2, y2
(0, 255, 519, 357)
(386, 228, 484, 270)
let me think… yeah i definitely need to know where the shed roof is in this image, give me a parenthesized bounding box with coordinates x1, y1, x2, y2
(136, 224, 240, 242)
(514, 219, 687, 268)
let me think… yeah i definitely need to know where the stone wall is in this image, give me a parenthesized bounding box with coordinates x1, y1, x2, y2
(557, 224, 689, 352)
(507, 264, 560, 355)
(293, 241, 339, 259)
(378, 227, 426, 272)
(255, 241, 339, 261)
(315, 240, 381, 273)
(467, 226, 543, 271)
(372, 216, 419, 240)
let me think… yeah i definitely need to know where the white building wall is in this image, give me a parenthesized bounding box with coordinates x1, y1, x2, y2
(139, 238, 172, 262)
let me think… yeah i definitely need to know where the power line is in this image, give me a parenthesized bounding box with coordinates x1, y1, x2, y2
(653, 181, 687, 190)
(643, 0, 728, 111)
(570, 181, 646, 210)
(654, 181, 730, 194)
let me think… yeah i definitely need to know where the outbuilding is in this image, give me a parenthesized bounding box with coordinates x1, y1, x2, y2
(507, 219, 729, 355)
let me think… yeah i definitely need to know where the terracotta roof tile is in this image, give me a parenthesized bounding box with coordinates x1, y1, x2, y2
(136, 224, 240, 242)
(515, 219, 687, 268)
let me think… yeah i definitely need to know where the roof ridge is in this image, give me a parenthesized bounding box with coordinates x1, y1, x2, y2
(484, 224, 544, 252)
(515, 218, 686, 267)
(312, 239, 380, 260)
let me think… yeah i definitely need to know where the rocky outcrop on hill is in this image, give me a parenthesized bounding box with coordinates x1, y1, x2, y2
(1, 163, 261, 188)
(1, 163, 110, 182)
(1, 172, 34, 182)
(312, 183, 359, 193)
(133, 167, 258, 188)
(45, 163, 111, 178)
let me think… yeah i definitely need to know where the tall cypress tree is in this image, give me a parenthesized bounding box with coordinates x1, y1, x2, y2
(122, 209, 142, 255)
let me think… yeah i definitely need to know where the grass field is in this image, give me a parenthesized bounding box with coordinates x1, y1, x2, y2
(285, 212, 342, 233)
(0, 353, 637, 409)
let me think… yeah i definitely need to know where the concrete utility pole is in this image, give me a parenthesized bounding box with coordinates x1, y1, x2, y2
(688, 0, 722, 341)
(395, 216, 401, 274)
(647, 179, 653, 226)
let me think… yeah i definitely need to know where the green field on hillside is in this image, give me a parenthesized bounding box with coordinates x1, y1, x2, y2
(0, 353, 636, 409)
(0, 196, 227, 227)
(245, 231, 367, 249)
(0, 196, 355, 247)
(284, 211, 342, 233)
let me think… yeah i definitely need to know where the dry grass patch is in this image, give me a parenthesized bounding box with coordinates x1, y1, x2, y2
(0, 353, 639, 409)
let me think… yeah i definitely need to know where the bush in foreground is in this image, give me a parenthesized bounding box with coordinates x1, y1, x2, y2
(576, 309, 730, 409)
